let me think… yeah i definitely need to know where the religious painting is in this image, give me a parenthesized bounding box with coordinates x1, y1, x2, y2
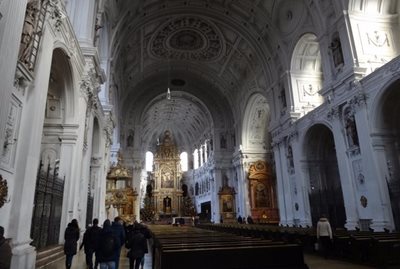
(248, 160, 279, 224)
(222, 195, 233, 212)
(218, 184, 236, 223)
(161, 170, 174, 188)
(255, 182, 270, 208)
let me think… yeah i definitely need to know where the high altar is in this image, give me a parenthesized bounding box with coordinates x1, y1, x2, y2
(151, 130, 183, 219)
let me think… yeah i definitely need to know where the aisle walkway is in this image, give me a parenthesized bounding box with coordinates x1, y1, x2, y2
(42, 248, 375, 269)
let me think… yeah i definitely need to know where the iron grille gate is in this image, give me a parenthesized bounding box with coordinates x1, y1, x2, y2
(30, 161, 64, 250)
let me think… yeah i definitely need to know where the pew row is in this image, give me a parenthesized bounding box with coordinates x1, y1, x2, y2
(149, 225, 309, 269)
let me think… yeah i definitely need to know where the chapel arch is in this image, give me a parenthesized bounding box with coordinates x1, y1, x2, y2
(372, 80, 400, 230)
(31, 48, 75, 249)
(290, 33, 324, 115)
(303, 124, 346, 229)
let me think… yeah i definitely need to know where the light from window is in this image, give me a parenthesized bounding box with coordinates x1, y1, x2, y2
(180, 152, 188, 172)
(145, 151, 153, 171)
(193, 149, 199, 169)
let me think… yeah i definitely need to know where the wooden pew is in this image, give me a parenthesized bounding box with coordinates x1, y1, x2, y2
(149, 225, 309, 269)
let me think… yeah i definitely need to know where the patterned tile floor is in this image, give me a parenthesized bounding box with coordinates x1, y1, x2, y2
(42, 248, 375, 269)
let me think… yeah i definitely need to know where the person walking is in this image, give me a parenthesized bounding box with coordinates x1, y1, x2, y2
(139, 223, 151, 269)
(64, 219, 80, 269)
(97, 220, 119, 269)
(0, 226, 12, 269)
(316, 215, 333, 259)
(111, 216, 125, 269)
(126, 223, 147, 269)
(81, 218, 101, 269)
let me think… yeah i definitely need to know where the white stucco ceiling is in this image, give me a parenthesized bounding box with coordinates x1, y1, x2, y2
(103, 0, 347, 152)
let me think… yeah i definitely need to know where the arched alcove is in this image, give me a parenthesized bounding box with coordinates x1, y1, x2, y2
(303, 124, 346, 229)
(372, 79, 400, 230)
(31, 48, 74, 250)
(241, 93, 270, 151)
(290, 33, 324, 115)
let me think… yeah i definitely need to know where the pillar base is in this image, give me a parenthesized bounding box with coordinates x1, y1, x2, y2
(370, 219, 392, 232)
(344, 219, 359, 231)
(11, 241, 36, 269)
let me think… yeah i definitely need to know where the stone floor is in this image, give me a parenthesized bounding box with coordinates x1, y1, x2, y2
(42, 247, 376, 269)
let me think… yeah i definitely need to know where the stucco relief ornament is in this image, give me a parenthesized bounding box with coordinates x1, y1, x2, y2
(19, 0, 40, 70)
(0, 174, 9, 208)
(327, 107, 339, 122)
(150, 16, 224, 62)
(48, 0, 65, 31)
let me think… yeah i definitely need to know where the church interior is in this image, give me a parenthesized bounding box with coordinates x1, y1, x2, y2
(1, 0, 400, 268)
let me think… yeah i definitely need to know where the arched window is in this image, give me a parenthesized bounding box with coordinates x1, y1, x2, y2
(145, 151, 154, 171)
(180, 152, 188, 172)
(193, 149, 199, 169)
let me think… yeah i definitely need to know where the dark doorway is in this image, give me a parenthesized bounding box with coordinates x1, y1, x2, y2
(306, 124, 346, 229)
(200, 201, 211, 222)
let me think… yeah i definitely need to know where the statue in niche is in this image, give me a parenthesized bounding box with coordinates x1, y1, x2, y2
(345, 113, 359, 147)
(223, 174, 229, 186)
(287, 146, 294, 173)
(163, 130, 172, 145)
(330, 36, 344, 67)
(280, 87, 287, 109)
(127, 131, 134, 147)
(220, 134, 227, 149)
(19, 0, 40, 68)
(163, 196, 172, 213)
(255, 183, 270, 208)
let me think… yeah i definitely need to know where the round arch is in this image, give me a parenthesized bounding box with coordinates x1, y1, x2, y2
(241, 93, 270, 151)
(302, 123, 346, 229)
(370, 78, 400, 230)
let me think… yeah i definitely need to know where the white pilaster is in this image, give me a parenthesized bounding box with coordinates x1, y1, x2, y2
(0, 0, 26, 157)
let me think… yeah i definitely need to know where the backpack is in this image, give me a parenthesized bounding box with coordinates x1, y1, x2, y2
(100, 232, 116, 256)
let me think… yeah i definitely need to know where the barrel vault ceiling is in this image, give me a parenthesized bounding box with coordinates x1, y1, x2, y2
(103, 0, 337, 152)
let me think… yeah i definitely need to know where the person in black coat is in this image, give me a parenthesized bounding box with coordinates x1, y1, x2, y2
(0, 226, 12, 269)
(64, 219, 80, 269)
(126, 223, 147, 269)
(96, 219, 119, 269)
(139, 223, 151, 269)
(80, 218, 101, 269)
(111, 216, 126, 269)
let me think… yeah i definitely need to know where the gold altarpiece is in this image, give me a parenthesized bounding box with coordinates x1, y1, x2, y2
(105, 154, 138, 224)
(218, 185, 236, 223)
(152, 131, 183, 219)
(248, 160, 279, 224)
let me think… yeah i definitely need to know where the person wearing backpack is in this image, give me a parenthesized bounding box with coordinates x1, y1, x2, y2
(97, 219, 119, 269)
(111, 216, 125, 269)
(125, 223, 147, 269)
(80, 218, 101, 269)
